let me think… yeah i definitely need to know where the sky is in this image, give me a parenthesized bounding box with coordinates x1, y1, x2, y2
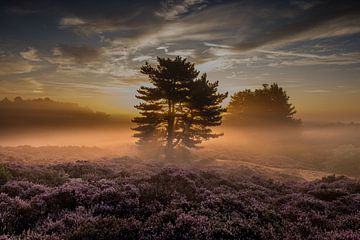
(0, 0, 359, 122)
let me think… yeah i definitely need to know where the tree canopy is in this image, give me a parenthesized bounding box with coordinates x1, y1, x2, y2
(132, 56, 228, 159)
(227, 83, 301, 126)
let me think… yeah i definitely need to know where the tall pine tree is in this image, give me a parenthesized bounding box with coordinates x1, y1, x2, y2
(132, 57, 227, 159)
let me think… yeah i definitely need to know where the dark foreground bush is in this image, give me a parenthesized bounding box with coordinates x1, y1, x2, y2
(0, 160, 359, 239)
(0, 165, 12, 185)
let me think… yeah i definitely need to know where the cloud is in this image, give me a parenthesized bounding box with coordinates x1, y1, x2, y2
(157, 46, 169, 53)
(124, 20, 224, 51)
(51, 44, 104, 64)
(261, 50, 360, 66)
(156, 0, 208, 20)
(98, 63, 139, 78)
(57, 2, 223, 51)
(60, 17, 86, 27)
(57, 2, 164, 35)
(0, 57, 35, 75)
(257, 49, 327, 59)
(20, 47, 41, 62)
(132, 55, 153, 62)
(204, 42, 233, 49)
(233, 1, 360, 51)
(8, 0, 360, 55)
(196, 58, 246, 72)
(132, 1, 360, 53)
(43, 41, 143, 80)
(49, 52, 139, 79)
(22, 77, 43, 88)
(52, 0, 357, 55)
(59, 17, 122, 35)
(59, 17, 86, 26)
(21, 77, 44, 93)
(167, 49, 195, 57)
(205, 47, 238, 57)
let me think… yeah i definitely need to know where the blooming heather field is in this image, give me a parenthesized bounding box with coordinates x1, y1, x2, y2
(0, 156, 359, 240)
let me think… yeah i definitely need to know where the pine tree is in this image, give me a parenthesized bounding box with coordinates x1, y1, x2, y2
(227, 83, 300, 126)
(132, 57, 227, 159)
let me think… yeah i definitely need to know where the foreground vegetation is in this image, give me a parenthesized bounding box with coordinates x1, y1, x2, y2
(0, 158, 359, 240)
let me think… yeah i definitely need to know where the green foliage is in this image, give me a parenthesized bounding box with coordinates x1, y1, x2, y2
(132, 57, 228, 159)
(0, 164, 12, 185)
(67, 217, 141, 240)
(227, 83, 301, 126)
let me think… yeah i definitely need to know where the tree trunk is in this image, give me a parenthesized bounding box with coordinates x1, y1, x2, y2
(165, 100, 175, 160)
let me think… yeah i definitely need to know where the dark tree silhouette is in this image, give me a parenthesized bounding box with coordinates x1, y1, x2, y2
(132, 57, 228, 159)
(227, 83, 301, 126)
(0, 97, 111, 130)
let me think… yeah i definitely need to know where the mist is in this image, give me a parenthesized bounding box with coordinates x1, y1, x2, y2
(1, 122, 359, 178)
(1, 98, 358, 179)
(1, 1, 359, 238)
(199, 124, 360, 177)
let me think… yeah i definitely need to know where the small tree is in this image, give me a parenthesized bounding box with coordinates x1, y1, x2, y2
(132, 57, 227, 160)
(227, 83, 300, 126)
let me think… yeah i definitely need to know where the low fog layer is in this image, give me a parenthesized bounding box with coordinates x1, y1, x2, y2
(199, 124, 360, 177)
(1, 123, 359, 178)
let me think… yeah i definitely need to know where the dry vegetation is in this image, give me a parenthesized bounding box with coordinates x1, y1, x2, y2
(0, 156, 359, 240)
(0, 123, 359, 239)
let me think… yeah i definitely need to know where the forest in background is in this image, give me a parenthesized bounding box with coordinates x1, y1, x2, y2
(0, 97, 129, 132)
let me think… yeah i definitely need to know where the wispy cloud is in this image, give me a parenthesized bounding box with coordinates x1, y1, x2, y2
(156, 0, 208, 20)
(59, 17, 86, 26)
(197, 57, 250, 72)
(233, 1, 360, 51)
(59, 17, 123, 35)
(262, 50, 360, 66)
(204, 42, 233, 49)
(55, 0, 360, 55)
(21, 77, 44, 93)
(50, 44, 104, 64)
(167, 49, 195, 57)
(132, 55, 153, 62)
(20, 47, 41, 62)
(157, 46, 169, 53)
(0, 57, 36, 75)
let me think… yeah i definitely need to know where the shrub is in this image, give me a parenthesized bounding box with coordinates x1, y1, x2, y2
(0, 161, 359, 239)
(67, 216, 141, 240)
(0, 193, 35, 235)
(0, 165, 12, 185)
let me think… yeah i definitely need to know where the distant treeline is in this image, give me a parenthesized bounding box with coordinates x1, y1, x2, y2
(225, 83, 301, 127)
(0, 97, 120, 130)
(304, 121, 360, 128)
